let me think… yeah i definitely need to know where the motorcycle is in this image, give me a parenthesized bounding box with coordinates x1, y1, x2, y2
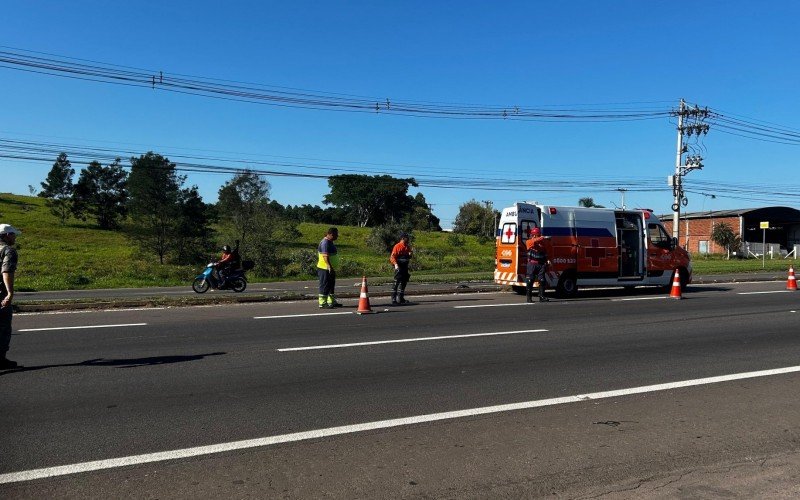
(192, 261, 252, 293)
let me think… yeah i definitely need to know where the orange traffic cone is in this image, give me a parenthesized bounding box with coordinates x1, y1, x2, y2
(356, 276, 374, 314)
(788, 266, 798, 291)
(669, 268, 683, 299)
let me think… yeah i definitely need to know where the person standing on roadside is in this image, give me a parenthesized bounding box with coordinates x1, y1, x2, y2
(390, 232, 413, 305)
(317, 227, 342, 308)
(0, 224, 21, 369)
(525, 226, 550, 303)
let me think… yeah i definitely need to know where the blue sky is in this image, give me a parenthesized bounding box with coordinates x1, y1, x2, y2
(2, 1, 799, 228)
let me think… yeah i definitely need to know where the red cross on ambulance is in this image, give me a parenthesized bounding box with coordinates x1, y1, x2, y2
(500, 223, 516, 244)
(585, 238, 606, 267)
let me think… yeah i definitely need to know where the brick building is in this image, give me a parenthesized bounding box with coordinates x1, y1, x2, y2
(661, 206, 800, 256)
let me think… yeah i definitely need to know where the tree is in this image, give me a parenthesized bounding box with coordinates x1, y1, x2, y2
(578, 197, 604, 208)
(39, 152, 75, 224)
(72, 159, 128, 229)
(324, 174, 418, 227)
(127, 152, 184, 264)
(174, 185, 213, 263)
(711, 222, 741, 259)
(406, 193, 442, 231)
(216, 171, 303, 277)
(453, 199, 499, 237)
(217, 170, 271, 248)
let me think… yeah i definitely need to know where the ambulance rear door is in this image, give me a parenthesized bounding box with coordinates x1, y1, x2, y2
(615, 211, 645, 280)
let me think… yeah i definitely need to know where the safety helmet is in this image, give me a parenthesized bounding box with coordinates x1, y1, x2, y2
(531, 227, 541, 237)
(222, 245, 231, 253)
(0, 224, 21, 236)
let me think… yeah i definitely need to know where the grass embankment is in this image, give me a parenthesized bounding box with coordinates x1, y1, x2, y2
(2, 193, 796, 292)
(1, 193, 493, 291)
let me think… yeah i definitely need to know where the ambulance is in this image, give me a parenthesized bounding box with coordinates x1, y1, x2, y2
(495, 202, 691, 297)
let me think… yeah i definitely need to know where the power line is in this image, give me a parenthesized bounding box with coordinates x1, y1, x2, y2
(0, 48, 673, 122)
(4, 135, 800, 204)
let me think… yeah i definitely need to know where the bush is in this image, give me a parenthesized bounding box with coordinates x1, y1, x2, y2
(367, 223, 411, 254)
(283, 249, 318, 278)
(447, 233, 466, 247)
(339, 259, 365, 278)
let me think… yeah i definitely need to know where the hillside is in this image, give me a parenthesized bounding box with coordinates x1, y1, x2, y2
(0, 193, 495, 291)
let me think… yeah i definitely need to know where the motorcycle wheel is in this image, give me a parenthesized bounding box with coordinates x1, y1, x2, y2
(192, 277, 210, 294)
(231, 277, 247, 293)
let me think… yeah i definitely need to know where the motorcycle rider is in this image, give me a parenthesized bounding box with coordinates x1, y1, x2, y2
(216, 245, 236, 288)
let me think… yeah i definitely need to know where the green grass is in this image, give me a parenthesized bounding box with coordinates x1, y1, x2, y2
(2, 193, 795, 291)
(1, 194, 495, 291)
(689, 253, 797, 274)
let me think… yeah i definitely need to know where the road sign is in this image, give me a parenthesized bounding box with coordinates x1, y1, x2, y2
(760, 221, 769, 229)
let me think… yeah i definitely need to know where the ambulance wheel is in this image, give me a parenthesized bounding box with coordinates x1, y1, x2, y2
(678, 268, 689, 291)
(512, 285, 527, 295)
(556, 273, 578, 298)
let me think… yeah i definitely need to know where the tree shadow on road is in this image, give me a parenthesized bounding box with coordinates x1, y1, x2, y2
(0, 352, 226, 376)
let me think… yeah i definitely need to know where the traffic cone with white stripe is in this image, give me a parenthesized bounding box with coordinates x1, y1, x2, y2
(788, 266, 798, 291)
(669, 268, 683, 299)
(356, 276, 374, 314)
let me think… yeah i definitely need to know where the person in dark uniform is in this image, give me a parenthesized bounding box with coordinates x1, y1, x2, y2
(316, 227, 342, 308)
(525, 226, 550, 303)
(0, 224, 21, 369)
(390, 232, 413, 305)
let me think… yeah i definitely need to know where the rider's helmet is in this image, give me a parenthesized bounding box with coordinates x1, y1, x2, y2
(222, 245, 231, 253)
(531, 227, 541, 237)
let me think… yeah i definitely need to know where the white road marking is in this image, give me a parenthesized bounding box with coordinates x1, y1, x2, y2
(18, 323, 147, 332)
(17, 308, 166, 316)
(737, 290, 791, 295)
(278, 329, 548, 352)
(453, 303, 532, 309)
(612, 296, 669, 302)
(254, 312, 353, 320)
(3, 364, 800, 484)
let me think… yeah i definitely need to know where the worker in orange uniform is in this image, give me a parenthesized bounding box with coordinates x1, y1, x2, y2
(390, 232, 413, 305)
(525, 227, 550, 303)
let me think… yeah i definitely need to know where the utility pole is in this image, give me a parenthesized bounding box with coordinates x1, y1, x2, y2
(670, 99, 710, 241)
(482, 200, 493, 238)
(617, 188, 627, 210)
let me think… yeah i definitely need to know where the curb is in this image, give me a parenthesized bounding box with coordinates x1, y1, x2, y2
(15, 284, 503, 313)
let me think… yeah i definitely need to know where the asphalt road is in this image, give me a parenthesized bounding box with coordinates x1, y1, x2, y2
(2, 281, 799, 498)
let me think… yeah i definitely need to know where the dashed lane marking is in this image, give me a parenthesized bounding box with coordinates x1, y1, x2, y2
(254, 312, 353, 320)
(277, 329, 548, 351)
(18, 323, 148, 332)
(737, 290, 791, 295)
(611, 296, 669, 301)
(453, 303, 533, 309)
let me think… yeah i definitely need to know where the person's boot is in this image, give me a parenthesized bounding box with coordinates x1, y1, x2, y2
(0, 357, 18, 369)
(526, 286, 533, 303)
(329, 295, 343, 308)
(391, 291, 399, 306)
(319, 295, 330, 308)
(398, 291, 406, 305)
(539, 283, 550, 302)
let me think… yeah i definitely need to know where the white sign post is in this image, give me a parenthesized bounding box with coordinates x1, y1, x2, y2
(760, 221, 769, 268)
